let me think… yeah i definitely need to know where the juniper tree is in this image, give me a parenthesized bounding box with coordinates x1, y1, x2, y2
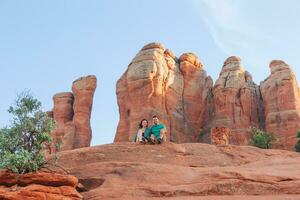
(0, 91, 56, 174)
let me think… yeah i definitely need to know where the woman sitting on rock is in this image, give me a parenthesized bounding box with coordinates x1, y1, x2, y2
(135, 119, 150, 144)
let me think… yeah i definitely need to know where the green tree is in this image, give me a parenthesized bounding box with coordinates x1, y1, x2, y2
(295, 131, 300, 152)
(251, 128, 276, 149)
(0, 91, 56, 174)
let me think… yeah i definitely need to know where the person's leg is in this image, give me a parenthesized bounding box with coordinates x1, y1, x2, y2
(150, 134, 156, 144)
(136, 131, 143, 143)
(142, 136, 148, 144)
(160, 129, 167, 142)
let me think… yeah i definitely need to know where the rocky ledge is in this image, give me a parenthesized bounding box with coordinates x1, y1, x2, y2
(57, 142, 300, 200)
(0, 171, 82, 200)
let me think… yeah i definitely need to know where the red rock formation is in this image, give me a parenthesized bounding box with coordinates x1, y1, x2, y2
(208, 56, 264, 145)
(57, 143, 300, 199)
(115, 42, 300, 150)
(115, 43, 211, 143)
(0, 170, 82, 199)
(260, 60, 300, 150)
(179, 53, 213, 142)
(53, 92, 74, 125)
(72, 75, 97, 148)
(51, 92, 75, 151)
(211, 127, 230, 145)
(50, 75, 97, 151)
(115, 43, 171, 142)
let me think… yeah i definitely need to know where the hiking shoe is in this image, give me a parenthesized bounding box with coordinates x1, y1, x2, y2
(157, 138, 162, 144)
(149, 138, 156, 145)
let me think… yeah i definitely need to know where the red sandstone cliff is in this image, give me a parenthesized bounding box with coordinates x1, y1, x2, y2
(115, 42, 300, 150)
(115, 43, 212, 143)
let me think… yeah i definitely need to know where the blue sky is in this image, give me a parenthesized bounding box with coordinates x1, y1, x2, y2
(0, 0, 299, 145)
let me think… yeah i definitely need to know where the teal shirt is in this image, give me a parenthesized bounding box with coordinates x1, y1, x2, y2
(150, 124, 166, 139)
(144, 128, 151, 139)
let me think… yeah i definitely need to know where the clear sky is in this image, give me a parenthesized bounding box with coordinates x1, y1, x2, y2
(1, 0, 300, 145)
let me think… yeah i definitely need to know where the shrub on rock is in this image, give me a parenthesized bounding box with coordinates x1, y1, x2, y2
(0, 91, 56, 174)
(251, 128, 275, 149)
(295, 131, 300, 152)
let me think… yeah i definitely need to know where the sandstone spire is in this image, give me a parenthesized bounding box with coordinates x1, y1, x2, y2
(260, 60, 300, 150)
(50, 75, 97, 151)
(209, 56, 264, 145)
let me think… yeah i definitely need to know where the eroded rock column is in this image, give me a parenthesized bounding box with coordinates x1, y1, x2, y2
(260, 60, 300, 150)
(50, 75, 97, 150)
(51, 92, 75, 151)
(72, 75, 97, 148)
(209, 56, 264, 145)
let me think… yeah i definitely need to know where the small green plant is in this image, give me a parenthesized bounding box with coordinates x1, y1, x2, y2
(295, 131, 300, 152)
(297, 131, 300, 138)
(0, 91, 56, 174)
(198, 130, 205, 142)
(251, 128, 276, 149)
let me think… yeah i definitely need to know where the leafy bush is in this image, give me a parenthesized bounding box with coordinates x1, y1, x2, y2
(251, 128, 276, 149)
(297, 131, 300, 139)
(0, 91, 56, 174)
(295, 131, 300, 152)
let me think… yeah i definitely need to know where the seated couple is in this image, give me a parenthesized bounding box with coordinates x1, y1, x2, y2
(135, 115, 167, 144)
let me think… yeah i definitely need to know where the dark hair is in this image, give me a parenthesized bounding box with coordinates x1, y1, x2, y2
(139, 119, 148, 129)
(152, 115, 159, 119)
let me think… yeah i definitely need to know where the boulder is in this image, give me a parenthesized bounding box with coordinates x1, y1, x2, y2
(211, 127, 230, 145)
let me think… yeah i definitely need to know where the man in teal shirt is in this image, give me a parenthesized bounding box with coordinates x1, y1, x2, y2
(149, 115, 167, 144)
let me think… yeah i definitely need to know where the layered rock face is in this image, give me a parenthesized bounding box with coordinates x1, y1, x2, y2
(209, 56, 265, 145)
(50, 75, 97, 151)
(260, 61, 300, 150)
(0, 170, 82, 199)
(57, 143, 300, 199)
(115, 43, 212, 143)
(116, 42, 300, 150)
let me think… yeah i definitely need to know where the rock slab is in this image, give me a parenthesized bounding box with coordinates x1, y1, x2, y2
(0, 171, 82, 200)
(57, 142, 300, 200)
